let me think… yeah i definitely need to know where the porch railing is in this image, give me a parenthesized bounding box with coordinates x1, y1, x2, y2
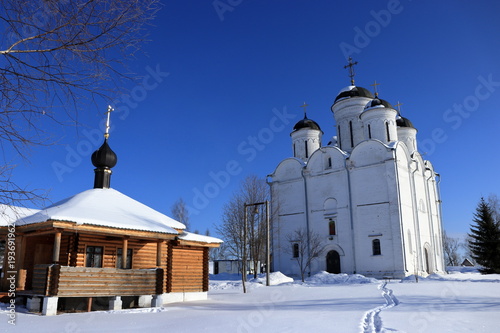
(32, 265, 164, 297)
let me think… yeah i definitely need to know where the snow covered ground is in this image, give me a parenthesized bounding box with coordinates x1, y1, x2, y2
(1, 268, 499, 333)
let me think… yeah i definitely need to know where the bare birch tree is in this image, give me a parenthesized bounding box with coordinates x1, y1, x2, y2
(285, 228, 326, 282)
(442, 230, 462, 267)
(216, 175, 269, 278)
(171, 198, 190, 231)
(0, 0, 160, 206)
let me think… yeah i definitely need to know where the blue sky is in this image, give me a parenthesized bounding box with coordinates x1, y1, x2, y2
(10, 0, 500, 239)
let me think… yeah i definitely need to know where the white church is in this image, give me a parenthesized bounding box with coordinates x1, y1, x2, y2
(268, 59, 445, 279)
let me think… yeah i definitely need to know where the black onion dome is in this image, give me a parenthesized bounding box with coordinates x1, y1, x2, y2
(293, 116, 322, 132)
(364, 98, 394, 110)
(91, 139, 117, 168)
(334, 86, 374, 103)
(396, 116, 415, 129)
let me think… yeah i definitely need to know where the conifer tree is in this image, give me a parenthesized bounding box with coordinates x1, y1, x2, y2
(468, 198, 500, 274)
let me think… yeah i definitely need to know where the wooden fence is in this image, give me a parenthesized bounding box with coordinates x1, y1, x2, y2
(32, 265, 163, 297)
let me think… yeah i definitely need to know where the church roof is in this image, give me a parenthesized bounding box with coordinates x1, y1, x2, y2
(91, 139, 117, 169)
(396, 116, 416, 129)
(364, 98, 394, 110)
(293, 116, 322, 132)
(334, 85, 374, 103)
(18, 188, 186, 234)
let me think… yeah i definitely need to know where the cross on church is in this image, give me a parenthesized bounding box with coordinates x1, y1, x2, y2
(371, 80, 380, 97)
(344, 57, 358, 85)
(300, 102, 309, 118)
(104, 105, 114, 139)
(394, 101, 403, 114)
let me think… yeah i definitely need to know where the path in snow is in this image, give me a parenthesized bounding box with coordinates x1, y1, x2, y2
(360, 281, 400, 333)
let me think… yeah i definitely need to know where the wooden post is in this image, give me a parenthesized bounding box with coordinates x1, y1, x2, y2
(87, 297, 92, 312)
(156, 240, 162, 267)
(122, 238, 128, 269)
(266, 200, 270, 287)
(53, 231, 62, 264)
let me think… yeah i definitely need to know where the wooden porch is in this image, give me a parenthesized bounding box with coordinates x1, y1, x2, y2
(30, 265, 164, 297)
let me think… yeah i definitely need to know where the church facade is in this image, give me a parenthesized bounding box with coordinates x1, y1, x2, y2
(268, 72, 445, 279)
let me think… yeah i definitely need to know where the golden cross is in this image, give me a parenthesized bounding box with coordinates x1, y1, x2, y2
(371, 80, 380, 97)
(104, 105, 114, 139)
(394, 101, 403, 114)
(344, 57, 358, 85)
(300, 102, 308, 118)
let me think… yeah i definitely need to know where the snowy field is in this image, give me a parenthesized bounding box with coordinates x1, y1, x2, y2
(1, 268, 500, 333)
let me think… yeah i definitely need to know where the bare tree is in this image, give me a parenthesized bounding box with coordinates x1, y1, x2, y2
(442, 230, 462, 267)
(171, 198, 190, 230)
(215, 175, 269, 278)
(0, 0, 160, 206)
(285, 228, 325, 282)
(487, 194, 500, 222)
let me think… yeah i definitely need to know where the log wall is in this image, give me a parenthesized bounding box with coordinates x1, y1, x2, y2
(168, 245, 207, 293)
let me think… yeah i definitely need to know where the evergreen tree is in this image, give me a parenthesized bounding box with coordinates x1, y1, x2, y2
(468, 198, 500, 274)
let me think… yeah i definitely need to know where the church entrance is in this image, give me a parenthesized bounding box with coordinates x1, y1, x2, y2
(326, 250, 341, 274)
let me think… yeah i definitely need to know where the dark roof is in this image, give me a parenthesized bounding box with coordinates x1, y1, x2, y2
(91, 139, 117, 169)
(293, 116, 322, 132)
(396, 116, 415, 129)
(364, 98, 393, 110)
(334, 86, 374, 103)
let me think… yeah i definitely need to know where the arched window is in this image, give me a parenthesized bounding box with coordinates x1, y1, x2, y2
(292, 243, 299, 258)
(304, 140, 309, 158)
(368, 124, 372, 139)
(293, 143, 296, 157)
(385, 122, 391, 142)
(329, 220, 336, 235)
(372, 239, 381, 255)
(349, 121, 354, 147)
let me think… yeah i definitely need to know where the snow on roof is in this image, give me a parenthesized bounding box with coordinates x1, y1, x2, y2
(178, 231, 223, 244)
(0, 205, 41, 227)
(18, 188, 185, 234)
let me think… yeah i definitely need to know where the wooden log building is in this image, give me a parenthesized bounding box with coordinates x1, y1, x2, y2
(0, 131, 222, 315)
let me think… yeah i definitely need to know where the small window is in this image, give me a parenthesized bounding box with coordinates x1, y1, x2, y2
(349, 121, 354, 147)
(293, 143, 296, 157)
(86, 246, 103, 267)
(338, 126, 342, 150)
(372, 239, 381, 256)
(292, 243, 299, 258)
(385, 122, 391, 142)
(326, 157, 332, 169)
(304, 141, 309, 158)
(116, 248, 133, 269)
(368, 124, 372, 139)
(329, 220, 336, 236)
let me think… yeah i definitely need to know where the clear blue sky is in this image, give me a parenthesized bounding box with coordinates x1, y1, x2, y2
(11, 0, 500, 239)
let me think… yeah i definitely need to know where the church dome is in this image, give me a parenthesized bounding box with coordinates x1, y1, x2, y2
(364, 98, 393, 110)
(91, 139, 117, 169)
(396, 116, 415, 129)
(334, 85, 374, 103)
(293, 116, 322, 132)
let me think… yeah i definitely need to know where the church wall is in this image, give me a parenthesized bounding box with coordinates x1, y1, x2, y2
(306, 168, 353, 274)
(270, 173, 306, 276)
(395, 146, 419, 275)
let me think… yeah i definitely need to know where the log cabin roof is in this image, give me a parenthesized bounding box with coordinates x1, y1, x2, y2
(0, 204, 41, 226)
(17, 188, 185, 235)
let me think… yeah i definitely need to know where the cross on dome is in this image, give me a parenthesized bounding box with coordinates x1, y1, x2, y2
(104, 105, 114, 139)
(344, 57, 358, 85)
(371, 80, 380, 97)
(300, 102, 309, 118)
